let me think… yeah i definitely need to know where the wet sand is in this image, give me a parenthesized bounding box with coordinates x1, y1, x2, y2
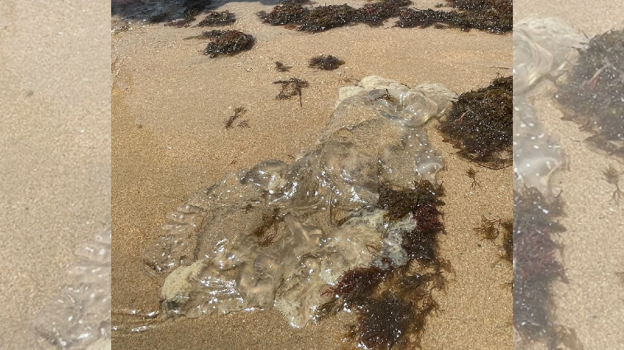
(0, 1, 110, 349)
(112, 1, 512, 348)
(515, 1, 624, 349)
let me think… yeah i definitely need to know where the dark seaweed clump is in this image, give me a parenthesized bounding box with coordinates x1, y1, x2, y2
(258, 0, 511, 33)
(555, 29, 624, 160)
(396, 0, 513, 33)
(474, 216, 512, 264)
(320, 180, 448, 349)
(201, 30, 255, 58)
(309, 55, 345, 70)
(514, 187, 583, 349)
(438, 76, 512, 169)
(197, 11, 236, 27)
(258, 0, 410, 32)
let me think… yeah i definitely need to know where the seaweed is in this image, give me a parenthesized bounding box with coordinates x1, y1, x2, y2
(308, 55, 345, 70)
(225, 107, 247, 129)
(399, 0, 514, 34)
(201, 30, 255, 58)
(351, 0, 411, 27)
(555, 28, 624, 160)
(320, 180, 447, 349)
(513, 187, 582, 349)
(273, 78, 309, 107)
(474, 216, 502, 240)
(466, 167, 481, 188)
(197, 11, 236, 27)
(275, 61, 292, 72)
(438, 76, 513, 169)
(251, 208, 283, 247)
(259, 0, 511, 33)
(377, 181, 445, 222)
(347, 291, 415, 349)
(602, 165, 624, 202)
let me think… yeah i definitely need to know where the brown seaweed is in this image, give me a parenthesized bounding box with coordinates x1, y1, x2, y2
(273, 78, 309, 107)
(225, 107, 247, 129)
(308, 55, 345, 70)
(258, 0, 511, 33)
(555, 28, 624, 160)
(201, 30, 255, 58)
(275, 61, 292, 72)
(438, 76, 513, 169)
(320, 180, 447, 349)
(514, 187, 582, 349)
(197, 11, 236, 27)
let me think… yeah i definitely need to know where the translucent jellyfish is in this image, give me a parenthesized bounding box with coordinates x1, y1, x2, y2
(513, 96, 564, 195)
(33, 229, 111, 350)
(514, 17, 587, 94)
(143, 77, 455, 328)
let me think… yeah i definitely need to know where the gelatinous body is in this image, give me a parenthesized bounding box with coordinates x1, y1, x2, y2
(512, 17, 587, 193)
(143, 77, 455, 327)
(514, 17, 587, 94)
(513, 96, 564, 195)
(33, 229, 111, 350)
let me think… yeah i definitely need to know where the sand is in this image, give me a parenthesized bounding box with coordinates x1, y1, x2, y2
(0, 1, 110, 350)
(515, 2, 624, 349)
(111, 1, 512, 349)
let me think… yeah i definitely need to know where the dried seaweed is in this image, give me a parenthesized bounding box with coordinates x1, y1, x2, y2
(602, 165, 624, 202)
(466, 167, 481, 188)
(273, 78, 309, 107)
(197, 11, 236, 27)
(438, 76, 512, 169)
(320, 180, 447, 349)
(514, 188, 582, 349)
(275, 61, 292, 72)
(259, 0, 511, 33)
(225, 107, 247, 129)
(308, 55, 345, 70)
(556, 28, 624, 160)
(201, 30, 255, 58)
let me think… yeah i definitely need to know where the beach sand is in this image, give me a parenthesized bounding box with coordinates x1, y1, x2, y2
(0, 1, 110, 349)
(111, 1, 512, 349)
(515, 1, 624, 349)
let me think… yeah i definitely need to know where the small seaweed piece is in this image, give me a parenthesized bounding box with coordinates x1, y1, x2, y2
(466, 167, 481, 188)
(202, 30, 255, 58)
(602, 165, 623, 202)
(197, 10, 236, 26)
(308, 55, 345, 70)
(555, 29, 624, 160)
(275, 61, 292, 72)
(474, 216, 501, 240)
(373, 89, 397, 104)
(225, 107, 246, 129)
(438, 76, 512, 168)
(273, 78, 309, 107)
(251, 208, 282, 247)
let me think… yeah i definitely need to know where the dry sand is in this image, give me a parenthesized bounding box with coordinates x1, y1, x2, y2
(111, 1, 512, 349)
(0, 1, 110, 349)
(515, 1, 624, 349)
